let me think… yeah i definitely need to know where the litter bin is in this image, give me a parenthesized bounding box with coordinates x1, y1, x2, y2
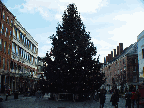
(14, 91, 18, 99)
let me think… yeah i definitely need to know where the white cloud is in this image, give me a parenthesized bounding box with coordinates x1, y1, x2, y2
(12, 0, 108, 21)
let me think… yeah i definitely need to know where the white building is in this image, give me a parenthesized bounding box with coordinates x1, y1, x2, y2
(137, 30, 144, 83)
(10, 18, 38, 92)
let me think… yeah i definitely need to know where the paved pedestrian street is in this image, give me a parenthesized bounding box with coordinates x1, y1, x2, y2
(0, 94, 143, 108)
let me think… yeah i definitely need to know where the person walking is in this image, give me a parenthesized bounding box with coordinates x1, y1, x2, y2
(125, 89, 132, 108)
(131, 89, 136, 108)
(99, 89, 106, 108)
(136, 89, 141, 108)
(110, 89, 119, 108)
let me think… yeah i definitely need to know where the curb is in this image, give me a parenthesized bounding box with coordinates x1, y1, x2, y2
(1, 96, 32, 102)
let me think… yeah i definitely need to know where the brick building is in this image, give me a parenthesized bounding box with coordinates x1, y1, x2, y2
(137, 30, 144, 83)
(101, 42, 139, 91)
(0, 1, 15, 93)
(0, 1, 39, 93)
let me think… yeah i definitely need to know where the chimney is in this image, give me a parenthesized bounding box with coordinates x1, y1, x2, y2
(111, 51, 113, 59)
(113, 49, 116, 58)
(106, 56, 108, 63)
(104, 57, 106, 63)
(108, 54, 111, 62)
(117, 46, 119, 56)
(119, 43, 123, 55)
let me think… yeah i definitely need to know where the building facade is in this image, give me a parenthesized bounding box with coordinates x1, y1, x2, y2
(101, 42, 139, 91)
(137, 30, 144, 83)
(0, 1, 39, 93)
(0, 1, 15, 93)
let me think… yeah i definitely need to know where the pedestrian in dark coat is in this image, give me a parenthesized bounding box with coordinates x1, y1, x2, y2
(136, 89, 141, 108)
(125, 90, 132, 108)
(99, 89, 106, 108)
(110, 89, 119, 108)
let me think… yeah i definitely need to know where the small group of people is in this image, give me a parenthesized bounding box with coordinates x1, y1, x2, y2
(98, 88, 141, 108)
(125, 89, 141, 108)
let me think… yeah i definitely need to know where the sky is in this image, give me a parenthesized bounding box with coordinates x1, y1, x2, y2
(2, 0, 144, 63)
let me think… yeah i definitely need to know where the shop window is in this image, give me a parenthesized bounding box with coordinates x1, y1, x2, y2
(142, 49, 144, 59)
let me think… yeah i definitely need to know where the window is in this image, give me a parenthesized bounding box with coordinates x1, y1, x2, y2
(7, 60, 9, 70)
(21, 49, 22, 57)
(3, 58, 5, 69)
(8, 45, 10, 55)
(133, 76, 137, 82)
(13, 27, 15, 37)
(0, 56, 1, 68)
(23, 50, 25, 58)
(16, 45, 18, 55)
(34, 47, 35, 53)
(142, 49, 144, 59)
(7, 17, 9, 24)
(19, 47, 21, 56)
(31, 43, 32, 50)
(12, 43, 15, 53)
(23, 36, 25, 45)
(135, 59, 136, 63)
(17, 30, 19, 40)
(31, 56, 33, 64)
(0, 39, 2, 51)
(133, 66, 136, 72)
(10, 20, 13, 27)
(5, 28, 8, 37)
(1, 24, 4, 34)
(28, 40, 29, 48)
(9, 31, 12, 40)
(4, 41, 6, 53)
(3, 11, 5, 20)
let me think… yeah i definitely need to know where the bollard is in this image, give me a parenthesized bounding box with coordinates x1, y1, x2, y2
(5, 93, 8, 101)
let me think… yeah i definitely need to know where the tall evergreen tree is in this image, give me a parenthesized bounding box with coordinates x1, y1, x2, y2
(44, 4, 106, 95)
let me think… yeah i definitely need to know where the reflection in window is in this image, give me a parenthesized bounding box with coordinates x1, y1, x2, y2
(16, 45, 18, 56)
(12, 43, 15, 53)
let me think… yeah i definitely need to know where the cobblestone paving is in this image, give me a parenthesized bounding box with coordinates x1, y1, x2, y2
(0, 93, 143, 108)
